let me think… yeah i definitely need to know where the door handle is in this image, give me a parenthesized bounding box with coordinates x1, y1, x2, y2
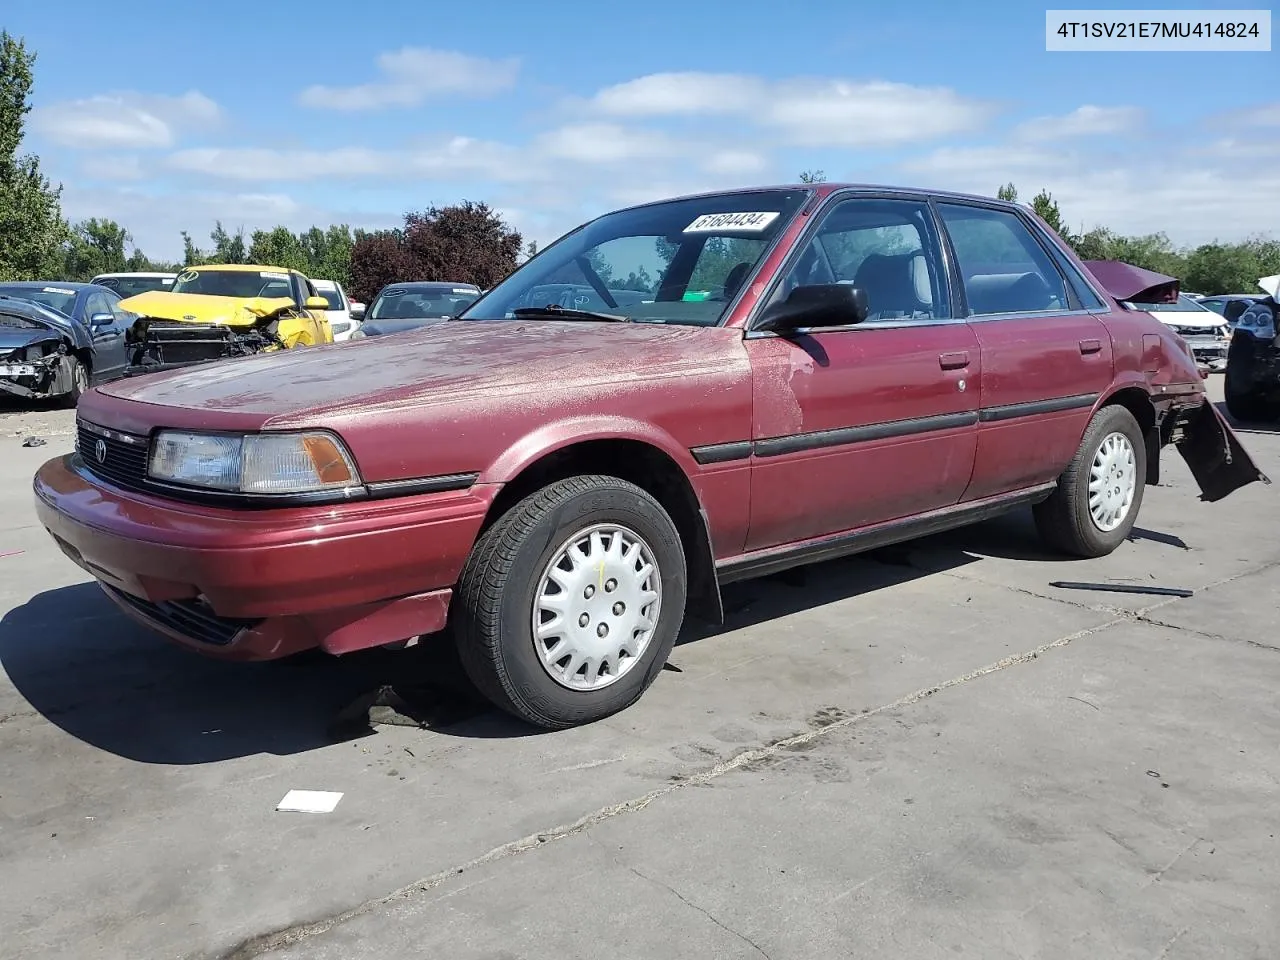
(1079, 338, 1102, 355)
(939, 351, 969, 370)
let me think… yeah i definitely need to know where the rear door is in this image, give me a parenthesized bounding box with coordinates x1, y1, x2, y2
(743, 194, 981, 550)
(933, 200, 1114, 501)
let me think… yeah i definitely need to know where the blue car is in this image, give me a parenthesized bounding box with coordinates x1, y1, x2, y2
(0, 281, 132, 406)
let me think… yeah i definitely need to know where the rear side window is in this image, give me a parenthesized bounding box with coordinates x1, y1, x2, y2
(937, 204, 1070, 316)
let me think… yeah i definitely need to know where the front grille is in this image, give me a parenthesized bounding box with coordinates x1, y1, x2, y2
(1176, 325, 1225, 338)
(104, 585, 261, 647)
(141, 321, 236, 366)
(77, 420, 150, 491)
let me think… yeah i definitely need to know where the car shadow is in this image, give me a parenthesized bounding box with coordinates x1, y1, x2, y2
(1215, 400, 1280, 435)
(0, 507, 1156, 764)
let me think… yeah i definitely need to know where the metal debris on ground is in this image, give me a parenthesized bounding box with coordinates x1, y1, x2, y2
(1049, 581, 1194, 598)
(276, 790, 344, 814)
(328, 682, 489, 742)
(21, 436, 46, 447)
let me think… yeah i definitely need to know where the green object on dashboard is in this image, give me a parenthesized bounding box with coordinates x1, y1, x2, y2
(681, 290, 711, 302)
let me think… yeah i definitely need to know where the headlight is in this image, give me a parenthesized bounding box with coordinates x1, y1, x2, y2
(1235, 304, 1277, 341)
(148, 430, 361, 495)
(348, 327, 366, 339)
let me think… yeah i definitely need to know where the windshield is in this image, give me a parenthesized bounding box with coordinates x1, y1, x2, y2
(0, 285, 77, 316)
(370, 287, 479, 320)
(171, 269, 295, 300)
(458, 189, 810, 327)
(94, 276, 173, 297)
(1132, 294, 1212, 313)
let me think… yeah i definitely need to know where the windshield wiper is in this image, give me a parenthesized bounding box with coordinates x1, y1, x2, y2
(512, 305, 631, 323)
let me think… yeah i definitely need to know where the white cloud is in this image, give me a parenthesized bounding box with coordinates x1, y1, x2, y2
(298, 47, 519, 111)
(534, 123, 681, 164)
(80, 154, 146, 181)
(59, 184, 400, 261)
(901, 136, 1280, 245)
(31, 91, 220, 149)
(1013, 105, 1144, 141)
(588, 73, 995, 146)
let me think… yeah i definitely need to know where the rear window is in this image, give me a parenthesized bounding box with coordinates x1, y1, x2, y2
(94, 276, 174, 297)
(370, 288, 478, 320)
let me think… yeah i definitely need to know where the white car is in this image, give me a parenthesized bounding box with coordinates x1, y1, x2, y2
(90, 271, 177, 297)
(1128, 293, 1231, 371)
(310, 279, 365, 342)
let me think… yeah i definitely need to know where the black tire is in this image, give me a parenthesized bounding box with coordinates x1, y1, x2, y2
(1224, 375, 1280, 422)
(453, 475, 687, 729)
(60, 356, 89, 409)
(1033, 405, 1147, 559)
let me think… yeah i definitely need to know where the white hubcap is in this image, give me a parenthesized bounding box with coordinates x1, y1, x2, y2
(1088, 431, 1136, 532)
(532, 523, 662, 691)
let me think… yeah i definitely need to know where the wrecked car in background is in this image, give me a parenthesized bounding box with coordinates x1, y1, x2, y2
(0, 283, 131, 406)
(118, 264, 334, 373)
(349, 281, 480, 338)
(1224, 274, 1280, 422)
(34, 184, 1269, 732)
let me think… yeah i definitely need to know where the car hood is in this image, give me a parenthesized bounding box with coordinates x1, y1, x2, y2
(118, 291, 296, 326)
(0, 325, 59, 352)
(94, 319, 741, 420)
(360, 317, 451, 336)
(1149, 312, 1226, 331)
(1257, 275, 1280, 299)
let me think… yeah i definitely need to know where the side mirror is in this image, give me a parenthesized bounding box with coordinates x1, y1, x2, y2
(304, 296, 330, 311)
(350, 302, 366, 320)
(755, 284, 869, 333)
(90, 312, 114, 327)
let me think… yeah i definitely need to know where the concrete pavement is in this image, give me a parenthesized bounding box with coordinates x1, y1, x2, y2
(1, 380, 1277, 960)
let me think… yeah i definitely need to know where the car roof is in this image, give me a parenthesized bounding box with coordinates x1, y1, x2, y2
(607, 182, 1030, 217)
(92, 272, 177, 278)
(0, 280, 97, 291)
(181, 263, 295, 273)
(382, 281, 479, 291)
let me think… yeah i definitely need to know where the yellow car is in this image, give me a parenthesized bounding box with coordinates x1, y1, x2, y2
(118, 264, 334, 373)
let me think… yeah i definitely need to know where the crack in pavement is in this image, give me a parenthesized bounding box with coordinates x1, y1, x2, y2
(216, 615, 1126, 960)
(625, 861, 773, 960)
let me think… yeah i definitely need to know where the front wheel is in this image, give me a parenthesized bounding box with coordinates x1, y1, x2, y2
(59, 356, 89, 409)
(454, 475, 687, 729)
(1033, 404, 1146, 558)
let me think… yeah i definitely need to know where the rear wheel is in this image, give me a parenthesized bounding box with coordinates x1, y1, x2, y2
(454, 475, 687, 729)
(1033, 404, 1146, 558)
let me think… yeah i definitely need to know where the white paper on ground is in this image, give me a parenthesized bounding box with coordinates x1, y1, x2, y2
(276, 790, 344, 813)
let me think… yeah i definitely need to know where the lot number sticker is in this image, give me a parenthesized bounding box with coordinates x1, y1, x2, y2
(684, 212, 780, 233)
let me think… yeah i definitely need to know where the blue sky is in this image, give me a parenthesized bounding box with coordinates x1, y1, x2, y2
(9, 0, 1278, 260)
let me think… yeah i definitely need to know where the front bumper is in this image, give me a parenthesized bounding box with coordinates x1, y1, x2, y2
(1180, 336, 1229, 369)
(1226, 333, 1280, 394)
(33, 453, 496, 660)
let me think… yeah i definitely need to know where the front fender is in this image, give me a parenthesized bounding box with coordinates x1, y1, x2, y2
(479, 415, 701, 485)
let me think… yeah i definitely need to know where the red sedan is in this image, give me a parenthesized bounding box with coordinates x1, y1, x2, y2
(33, 184, 1268, 729)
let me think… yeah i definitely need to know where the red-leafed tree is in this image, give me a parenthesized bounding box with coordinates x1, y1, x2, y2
(347, 201, 522, 303)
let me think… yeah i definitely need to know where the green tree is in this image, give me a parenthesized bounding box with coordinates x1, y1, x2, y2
(1184, 238, 1280, 295)
(1029, 188, 1073, 243)
(799, 169, 827, 183)
(0, 32, 69, 280)
(996, 182, 1018, 202)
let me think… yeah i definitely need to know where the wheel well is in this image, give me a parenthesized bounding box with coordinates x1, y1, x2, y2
(1101, 387, 1158, 484)
(481, 440, 724, 624)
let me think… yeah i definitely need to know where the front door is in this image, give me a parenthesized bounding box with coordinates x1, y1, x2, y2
(744, 195, 981, 551)
(84, 289, 128, 381)
(933, 201, 1115, 501)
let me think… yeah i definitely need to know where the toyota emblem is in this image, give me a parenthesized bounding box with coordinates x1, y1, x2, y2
(94, 439, 107, 463)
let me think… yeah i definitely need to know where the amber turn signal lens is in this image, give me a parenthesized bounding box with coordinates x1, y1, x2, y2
(303, 434, 355, 485)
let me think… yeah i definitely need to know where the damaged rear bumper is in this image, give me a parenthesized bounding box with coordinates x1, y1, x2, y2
(1165, 394, 1270, 501)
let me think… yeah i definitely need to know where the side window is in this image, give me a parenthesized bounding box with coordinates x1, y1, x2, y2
(86, 291, 112, 321)
(937, 203, 1070, 316)
(685, 237, 768, 302)
(105, 291, 131, 323)
(769, 197, 950, 322)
